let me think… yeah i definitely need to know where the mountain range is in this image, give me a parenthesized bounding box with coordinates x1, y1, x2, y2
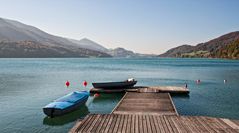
(0, 18, 152, 58)
(1, 17, 238, 59)
(159, 31, 239, 59)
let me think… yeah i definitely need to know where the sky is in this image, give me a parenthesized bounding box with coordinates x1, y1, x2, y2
(0, 0, 239, 54)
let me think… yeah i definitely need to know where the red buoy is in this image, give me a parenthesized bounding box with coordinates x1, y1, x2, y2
(83, 80, 88, 87)
(66, 81, 70, 87)
(94, 93, 100, 97)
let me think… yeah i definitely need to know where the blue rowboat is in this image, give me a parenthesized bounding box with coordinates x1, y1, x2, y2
(43, 91, 89, 117)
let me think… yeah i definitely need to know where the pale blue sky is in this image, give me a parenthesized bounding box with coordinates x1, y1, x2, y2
(0, 0, 239, 54)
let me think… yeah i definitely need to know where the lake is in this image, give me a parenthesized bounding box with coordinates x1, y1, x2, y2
(0, 58, 239, 133)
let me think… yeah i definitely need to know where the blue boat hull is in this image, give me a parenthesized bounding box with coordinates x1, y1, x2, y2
(43, 91, 89, 117)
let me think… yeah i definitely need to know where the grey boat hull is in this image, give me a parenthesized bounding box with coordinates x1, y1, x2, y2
(92, 81, 137, 89)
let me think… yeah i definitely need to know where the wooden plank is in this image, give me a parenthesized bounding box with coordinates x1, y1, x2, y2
(81, 114, 100, 132)
(112, 111, 176, 116)
(107, 114, 118, 133)
(121, 114, 128, 133)
(214, 118, 231, 129)
(164, 116, 179, 133)
(124, 92, 169, 98)
(232, 120, 239, 126)
(70, 114, 239, 133)
(221, 119, 239, 129)
(84, 114, 101, 132)
(77, 115, 95, 133)
(161, 116, 174, 133)
(158, 116, 169, 133)
(98, 115, 110, 133)
(152, 115, 163, 133)
(135, 114, 139, 133)
(137, 86, 189, 94)
(131, 114, 136, 133)
(210, 117, 226, 130)
(128, 114, 133, 133)
(69, 115, 90, 133)
(142, 115, 148, 133)
(112, 92, 177, 116)
(90, 114, 104, 132)
(119, 101, 173, 107)
(117, 114, 124, 133)
(188, 116, 209, 132)
(112, 114, 121, 133)
(149, 115, 157, 133)
(95, 114, 108, 133)
(96, 115, 110, 132)
(114, 106, 174, 112)
(202, 116, 224, 132)
(146, 115, 152, 133)
(195, 116, 217, 133)
(103, 114, 114, 133)
(90, 85, 189, 94)
(172, 116, 191, 133)
(180, 116, 200, 133)
(126, 114, 131, 133)
(138, 114, 143, 133)
(169, 116, 183, 133)
(218, 128, 239, 133)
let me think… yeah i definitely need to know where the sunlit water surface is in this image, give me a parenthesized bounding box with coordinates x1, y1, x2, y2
(0, 58, 239, 133)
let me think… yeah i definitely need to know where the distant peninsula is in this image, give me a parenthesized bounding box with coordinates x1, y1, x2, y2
(159, 31, 239, 59)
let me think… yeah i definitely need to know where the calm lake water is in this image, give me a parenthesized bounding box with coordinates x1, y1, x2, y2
(0, 58, 239, 133)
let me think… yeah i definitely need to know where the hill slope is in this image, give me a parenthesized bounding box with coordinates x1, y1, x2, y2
(159, 31, 239, 59)
(0, 41, 110, 58)
(213, 40, 239, 59)
(68, 38, 108, 53)
(0, 18, 111, 57)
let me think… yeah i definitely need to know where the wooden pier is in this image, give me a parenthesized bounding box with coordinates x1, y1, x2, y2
(90, 86, 189, 94)
(70, 86, 239, 133)
(112, 92, 178, 116)
(137, 86, 189, 94)
(70, 114, 239, 133)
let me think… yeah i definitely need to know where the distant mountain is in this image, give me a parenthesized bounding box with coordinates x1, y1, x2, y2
(68, 38, 108, 53)
(159, 31, 239, 59)
(68, 38, 155, 57)
(107, 47, 156, 58)
(159, 44, 194, 57)
(0, 18, 111, 57)
(107, 47, 135, 57)
(0, 17, 154, 58)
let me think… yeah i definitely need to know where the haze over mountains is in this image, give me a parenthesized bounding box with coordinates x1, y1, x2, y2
(0, 18, 151, 58)
(159, 31, 239, 59)
(68, 38, 151, 57)
(0, 17, 238, 59)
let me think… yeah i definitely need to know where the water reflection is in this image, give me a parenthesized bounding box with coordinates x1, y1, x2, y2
(43, 105, 89, 126)
(171, 93, 190, 99)
(91, 93, 125, 103)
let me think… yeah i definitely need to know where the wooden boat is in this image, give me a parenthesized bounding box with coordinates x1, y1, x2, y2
(43, 91, 89, 117)
(92, 79, 137, 89)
